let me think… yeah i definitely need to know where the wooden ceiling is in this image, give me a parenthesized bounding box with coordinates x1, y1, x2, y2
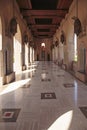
(16, 0, 73, 39)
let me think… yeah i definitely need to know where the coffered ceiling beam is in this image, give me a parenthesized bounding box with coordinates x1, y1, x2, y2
(21, 9, 68, 16)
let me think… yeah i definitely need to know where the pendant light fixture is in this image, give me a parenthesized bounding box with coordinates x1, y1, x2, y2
(72, 0, 82, 36)
(10, 0, 17, 36)
(60, 30, 65, 44)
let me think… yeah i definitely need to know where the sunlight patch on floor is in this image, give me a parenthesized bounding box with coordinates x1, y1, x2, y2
(0, 78, 31, 95)
(48, 110, 73, 130)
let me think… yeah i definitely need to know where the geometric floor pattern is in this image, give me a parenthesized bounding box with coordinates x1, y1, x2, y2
(0, 61, 87, 130)
(63, 83, 75, 88)
(57, 75, 64, 77)
(41, 92, 56, 99)
(41, 78, 51, 82)
(0, 109, 21, 122)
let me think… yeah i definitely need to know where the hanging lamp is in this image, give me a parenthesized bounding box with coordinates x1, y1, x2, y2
(72, 0, 82, 36)
(60, 31, 65, 44)
(10, 0, 17, 36)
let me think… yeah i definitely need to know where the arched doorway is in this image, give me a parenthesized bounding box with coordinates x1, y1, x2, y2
(52, 47, 55, 61)
(37, 54, 39, 61)
(47, 53, 50, 61)
(13, 24, 22, 74)
(41, 43, 45, 61)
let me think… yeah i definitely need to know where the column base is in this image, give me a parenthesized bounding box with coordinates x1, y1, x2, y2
(76, 71, 86, 82)
(5, 72, 15, 84)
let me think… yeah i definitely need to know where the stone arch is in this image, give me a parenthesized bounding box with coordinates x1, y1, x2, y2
(41, 42, 46, 61)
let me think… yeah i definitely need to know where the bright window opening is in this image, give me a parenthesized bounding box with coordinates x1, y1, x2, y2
(25, 44, 28, 66)
(74, 34, 77, 61)
(13, 25, 22, 73)
(41, 43, 45, 47)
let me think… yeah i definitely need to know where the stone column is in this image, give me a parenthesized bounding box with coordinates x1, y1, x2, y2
(0, 51, 3, 85)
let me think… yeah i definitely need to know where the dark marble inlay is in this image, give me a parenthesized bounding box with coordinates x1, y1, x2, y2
(41, 92, 56, 99)
(41, 72, 48, 74)
(57, 75, 64, 77)
(64, 83, 75, 88)
(42, 68, 46, 70)
(0, 109, 20, 122)
(79, 107, 87, 118)
(41, 78, 51, 82)
(42, 66, 46, 67)
(48, 78, 51, 81)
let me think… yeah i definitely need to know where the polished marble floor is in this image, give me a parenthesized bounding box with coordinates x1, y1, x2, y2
(0, 61, 87, 130)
